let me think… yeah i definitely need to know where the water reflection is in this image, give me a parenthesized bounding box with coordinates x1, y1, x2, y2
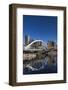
(23, 54, 57, 75)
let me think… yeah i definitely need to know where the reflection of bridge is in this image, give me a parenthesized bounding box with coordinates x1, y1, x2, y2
(24, 40, 47, 51)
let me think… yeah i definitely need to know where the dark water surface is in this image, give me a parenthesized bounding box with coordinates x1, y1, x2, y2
(23, 56, 57, 75)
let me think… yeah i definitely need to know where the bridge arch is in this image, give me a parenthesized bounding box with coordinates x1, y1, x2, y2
(24, 40, 47, 50)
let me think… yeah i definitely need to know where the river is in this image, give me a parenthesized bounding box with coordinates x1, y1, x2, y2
(23, 55, 57, 75)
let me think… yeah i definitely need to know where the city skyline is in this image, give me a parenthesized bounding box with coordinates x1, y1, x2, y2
(23, 15, 57, 43)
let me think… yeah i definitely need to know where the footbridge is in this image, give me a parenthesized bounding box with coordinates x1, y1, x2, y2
(24, 40, 47, 51)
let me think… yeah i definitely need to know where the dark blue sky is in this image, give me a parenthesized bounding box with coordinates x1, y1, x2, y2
(23, 15, 57, 43)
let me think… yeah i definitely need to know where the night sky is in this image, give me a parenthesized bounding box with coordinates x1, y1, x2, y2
(23, 15, 57, 43)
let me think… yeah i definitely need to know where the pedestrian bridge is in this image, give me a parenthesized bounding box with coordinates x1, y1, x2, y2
(24, 40, 47, 51)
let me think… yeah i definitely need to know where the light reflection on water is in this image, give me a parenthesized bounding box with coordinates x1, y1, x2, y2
(23, 55, 57, 75)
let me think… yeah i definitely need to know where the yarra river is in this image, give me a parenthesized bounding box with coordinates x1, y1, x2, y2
(23, 51, 57, 75)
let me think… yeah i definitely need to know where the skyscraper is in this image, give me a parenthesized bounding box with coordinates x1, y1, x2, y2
(25, 35, 30, 45)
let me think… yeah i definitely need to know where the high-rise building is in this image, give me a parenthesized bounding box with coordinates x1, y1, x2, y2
(25, 35, 30, 45)
(47, 41, 55, 49)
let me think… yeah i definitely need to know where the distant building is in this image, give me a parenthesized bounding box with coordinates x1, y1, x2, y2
(25, 35, 34, 46)
(25, 35, 30, 45)
(54, 42, 57, 49)
(47, 41, 56, 49)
